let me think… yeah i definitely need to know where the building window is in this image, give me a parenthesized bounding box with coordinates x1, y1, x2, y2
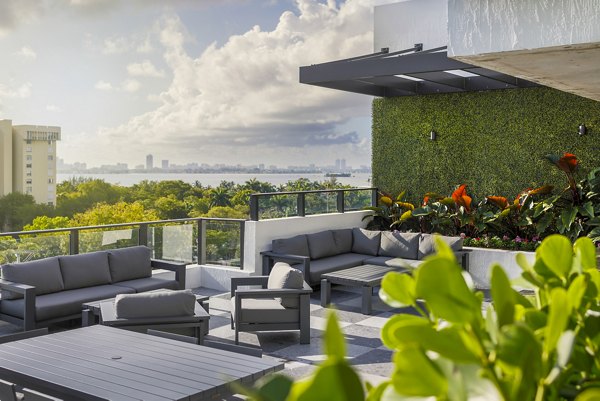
(48, 155, 54, 161)
(48, 178, 54, 184)
(26, 179, 32, 185)
(26, 146, 32, 152)
(26, 140, 31, 144)
(26, 155, 32, 161)
(26, 163, 32, 168)
(47, 201, 54, 206)
(26, 171, 32, 177)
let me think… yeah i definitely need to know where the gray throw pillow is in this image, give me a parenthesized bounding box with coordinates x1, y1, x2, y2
(267, 262, 304, 308)
(306, 231, 337, 260)
(271, 235, 310, 258)
(332, 229, 353, 254)
(108, 246, 152, 283)
(418, 234, 464, 259)
(379, 232, 420, 259)
(59, 251, 112, 290)
(115, 290, 196, 319)
(351, 228, 381, 256)
(1, 257, 64, 300)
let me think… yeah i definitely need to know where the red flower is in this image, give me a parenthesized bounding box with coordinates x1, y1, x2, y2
(556, 153, 578, 174)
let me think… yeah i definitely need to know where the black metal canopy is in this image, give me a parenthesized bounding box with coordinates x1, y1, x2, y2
(299, 46, 539, 97)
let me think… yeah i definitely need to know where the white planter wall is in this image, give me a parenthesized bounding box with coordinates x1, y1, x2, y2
(466, 246, 536, 290)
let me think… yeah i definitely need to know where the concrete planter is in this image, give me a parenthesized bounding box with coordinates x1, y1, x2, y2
(466, 246, 536, 290)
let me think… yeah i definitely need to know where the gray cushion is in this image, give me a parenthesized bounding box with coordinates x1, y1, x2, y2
(59, 251, 112, 290)
(108, 246, 152, 283)
(379, 232, 420, 259)
(268, 262, 304, 308)
(113, 277, 179, 293)
(1, 257, 64, 300)
(364, 256, 422, 270)
(231, 296, 300, 324)
(0, 284, 135, 322)
(293, 253, 372, 284)
(351, 228, 381, 256)
(271, 235, 310, 257)
(332, 229, 353, 254)
(418, 234, 464, 259)
(306, 231, 337, 260)
(115, 290, 196, 319)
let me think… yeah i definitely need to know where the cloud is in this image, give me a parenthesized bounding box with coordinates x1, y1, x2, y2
(98, 0, 378, 163)
(95, 80, 114, 91)
(127, 60, 165, 78)
(95, 79, 140, 92)
(46, 104, 62, 112)
(15, 46, 37, 59)
(102, 36, 130, 54)
(122, 79, 141, 92)
(0, 82, 32, 99)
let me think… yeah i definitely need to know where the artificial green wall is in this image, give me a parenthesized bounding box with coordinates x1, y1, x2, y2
(372, 87, 600, 203)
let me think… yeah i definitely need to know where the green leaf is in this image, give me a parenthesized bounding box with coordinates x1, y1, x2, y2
(380, 272, 416, 308)
(537, 235, 573, 279)
(580, 201, 594, 218)
(516, 252, 533, 272)
(381, 315, 428, 350)
(411, 206, 432, 217)
(433, 236, 456, 261)
(391, 346, 447, 397)
(291, 359, 365, 401)
(545, 288, 569, 354)
(491, 264, 515, 328)
(535, 212, 554, 234)
(560, 207, 578, 231)
(244, 374, 293, 401)
(324, 312, 345, 361)
(574, 387, 600, 401)
(497, 324, 542, 379)
(567, 274, 588, 313)
(573, 236, 597, 271)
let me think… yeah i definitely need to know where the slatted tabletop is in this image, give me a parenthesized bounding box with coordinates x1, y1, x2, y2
(322, 264, 402, 287)
(0, 325, 284, 401)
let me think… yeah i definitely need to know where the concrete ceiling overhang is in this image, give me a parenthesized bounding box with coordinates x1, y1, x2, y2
(299, 46, 539, 97)
(450, 42, 600, 102)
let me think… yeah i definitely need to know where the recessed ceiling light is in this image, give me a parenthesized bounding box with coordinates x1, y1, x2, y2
(394, 74, 424, 82)
(444, 70, 479, 78)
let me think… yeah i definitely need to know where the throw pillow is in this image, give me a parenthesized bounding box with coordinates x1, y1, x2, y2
(418, 234, 464, 259)
(379, 231, 420, 259)
(267, 262, 304, 308)
(1, 257, 64, 300)
(351, 228, 381, 256)
(272, 235, 310, 258)
(306, 231, 337, 260)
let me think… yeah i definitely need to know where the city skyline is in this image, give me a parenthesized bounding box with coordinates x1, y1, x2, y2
(0, 0, 394, 169)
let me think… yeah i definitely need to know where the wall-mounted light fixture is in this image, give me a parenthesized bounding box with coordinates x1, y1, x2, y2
(430, 130, 437, 141)
(578, 123, 587, 136)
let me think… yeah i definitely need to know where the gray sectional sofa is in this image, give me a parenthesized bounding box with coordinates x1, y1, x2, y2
(0, 246, 186, 331)
(262, 228, 468, 285)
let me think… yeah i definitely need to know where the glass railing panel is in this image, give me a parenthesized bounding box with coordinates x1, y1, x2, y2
(205, 220, 242, 268)
(305, 192, 337, 215)
(256, 194, 298, 219)
(0, 233, 69, 264)
(78, 228, 140, 254)
(344, 189, 373, 211)
(148, 223, 195, 263)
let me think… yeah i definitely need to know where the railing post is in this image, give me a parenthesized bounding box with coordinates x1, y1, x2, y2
(297, 193, 306, 217)
(69, 229, 79, 255)
(239, 220, 245, 269)
(336, 190, 345, 213)
(250, 195, 259, 221)
(138, 223, 148, 246)
(197, 219, 206, 265)
(371, 188, 379, 207)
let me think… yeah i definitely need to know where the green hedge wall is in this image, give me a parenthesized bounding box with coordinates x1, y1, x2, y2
(372, 87, 600, 203)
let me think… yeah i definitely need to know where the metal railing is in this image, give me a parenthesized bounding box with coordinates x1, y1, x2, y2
(249, 187, 378, 221)
(0, 217, 246, 268)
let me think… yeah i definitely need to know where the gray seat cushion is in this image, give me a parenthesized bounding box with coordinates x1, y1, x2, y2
(114, 290, 196, 319)
(1, 257, 64, 300)
(418, 234, 464, 259)
(272, 235, 310, 257)
(0, 284, 135, 322)
(364, 256, 422, 270)
(351, 228, 381, 256)
(332, 229, 353, 254)
(306, 231, 337, 260)
(267, 262, 304, 308)
(231, 297, 300, 324)
(379, 232, 420, 259)
(108, 246, 152, 283)
(59, 251, 112, 290)
(293, 253, 371, 283)
(112, 277, 179, 293)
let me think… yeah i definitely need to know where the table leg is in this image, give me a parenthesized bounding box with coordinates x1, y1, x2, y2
(361, 286, 373, 315)
(320, 279, 331, 307)
(81, 309, 94, 327)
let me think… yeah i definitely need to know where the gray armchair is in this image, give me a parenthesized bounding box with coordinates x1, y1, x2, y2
(230, 270, 312, 345)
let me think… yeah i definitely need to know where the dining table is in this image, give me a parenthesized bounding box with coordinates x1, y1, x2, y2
(0, 325, 284, 400)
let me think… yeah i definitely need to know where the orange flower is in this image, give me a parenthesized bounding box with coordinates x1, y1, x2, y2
(486, 196, 508, 209)
(422, 195, 429, 206)
(556, 153, 578, 174)
(528, 185, 554, 195)
(452, 184, 472, 212)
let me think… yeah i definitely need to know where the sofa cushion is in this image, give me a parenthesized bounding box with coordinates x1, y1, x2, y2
(59, 251, 112, 290)
(108, 246, 152, 283)
(418, 234, 464, 259)
(332, 229, 353, 254)
(115, 290, 196, 319)
(272, 235, 310, 258)
(231, 297, 300, 324)
(364, 256, 423, 270)
(1, 258, 64, 300)
(0, 284, 135, 322)
(306, 231, 337, 260)
(351, 228, 381, 256)
(379, 232, 420, 259)
(267, 262, 305, 308)
(293, 253, 372, 284)
(113, 277, 179, 293)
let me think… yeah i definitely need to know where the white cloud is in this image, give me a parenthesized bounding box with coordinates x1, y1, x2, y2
(102, 36, 130, 54)
(95, 80, 114, 91)
(136, 36, 154, 53)
(122, 79, 141, 92)
(46, 104, 62, 112)
(16, 46, 37, 59)
(95, 79, 141, 92)
(0, 82, 32, 99)
(127, 60, 165, 78)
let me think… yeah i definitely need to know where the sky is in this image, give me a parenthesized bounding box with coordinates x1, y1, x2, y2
(0, 0, 394, 169)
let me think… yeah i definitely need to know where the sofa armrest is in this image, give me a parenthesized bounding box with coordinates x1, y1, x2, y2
(151, 259, 186, 289)
(231, 276, 269, 297)
(454, 250, 471, 271)
(0, 279, 36, 331)
(260, 251, 311, 283)
(234, 287, 313, 299)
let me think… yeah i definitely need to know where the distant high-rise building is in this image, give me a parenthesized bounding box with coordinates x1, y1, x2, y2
(146, 154, 153, 170)
(340, 159, 347, 171)
(162, 160, 169, 169)
(259, 163, 265, 170)
(0, 119, 61, 205)
(335, 159, 341, 170)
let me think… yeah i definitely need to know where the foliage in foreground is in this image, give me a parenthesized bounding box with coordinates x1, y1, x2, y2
(244, 235, 600, 401)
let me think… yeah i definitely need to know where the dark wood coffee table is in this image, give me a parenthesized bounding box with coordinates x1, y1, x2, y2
(320, 264, 405, 314)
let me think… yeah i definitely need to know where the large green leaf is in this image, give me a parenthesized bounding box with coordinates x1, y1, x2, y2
(381, 315, 428, 350)
(580, 202, 594, 218)
(497, 324, 542, 378)
(491, 264, 515, 328)
(291, 359, 365, 401)
(573, 236, 597, 271)
(544, 288, 569, 354)
(411, 206, 432, 217)
(324, 312, 345, 361)
(567, 274, 588, 313)
(391, 346, 447, 397)
(560, 207, 578, 232)
(537, 234, 573, 279)
(574, 387, 600, 401)
(380, 272, 416, 308)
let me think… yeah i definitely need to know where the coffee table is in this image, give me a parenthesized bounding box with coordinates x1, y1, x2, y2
(320, 264, 405, 314)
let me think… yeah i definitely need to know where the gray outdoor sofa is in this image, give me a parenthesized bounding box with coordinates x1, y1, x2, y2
(262, 228, 469, 286)
(0, 246, 185, 331)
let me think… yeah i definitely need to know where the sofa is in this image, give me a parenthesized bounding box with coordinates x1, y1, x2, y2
(261, 228, 468, 286)
(0, 246, 186, 331)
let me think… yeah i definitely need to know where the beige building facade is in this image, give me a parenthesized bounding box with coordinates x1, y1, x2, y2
(0, 119, 61, 205)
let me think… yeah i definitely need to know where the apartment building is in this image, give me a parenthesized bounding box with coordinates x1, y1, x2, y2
(0, 119, 61, 206)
